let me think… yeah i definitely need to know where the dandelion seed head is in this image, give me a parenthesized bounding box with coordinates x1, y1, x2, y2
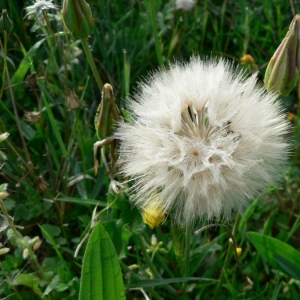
(116, 57, 290, 225)
(25, 0, 59, 18)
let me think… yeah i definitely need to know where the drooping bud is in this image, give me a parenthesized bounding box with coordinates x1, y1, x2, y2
(62, 0, 94, 39)
(264, 15, 300, 96)
(0, 10, 13, 33)
(65, 90, 80, 110)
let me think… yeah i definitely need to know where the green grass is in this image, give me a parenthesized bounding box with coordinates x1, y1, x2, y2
(0, 0, 300, 299)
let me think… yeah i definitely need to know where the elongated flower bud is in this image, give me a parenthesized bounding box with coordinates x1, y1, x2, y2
(264, 15, 300, 96)
(0, 10, 13, 33)
(62, 0, 94, 38)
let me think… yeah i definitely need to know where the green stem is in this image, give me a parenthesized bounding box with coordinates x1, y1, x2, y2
(212, 216, 240, 299)
(0, 199, 21, 239)
(182, 226, 191, 293)
(149, 0, 163, 67)
(80, 37, 103, 92)
(285, 212, 300, 242)
(0, 31, 7, 100)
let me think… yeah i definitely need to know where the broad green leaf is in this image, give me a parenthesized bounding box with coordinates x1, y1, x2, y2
(275, 254, 300, 280)
(14, 273, 43, 297)
(247, 232, 300, 279)
(79, 221, 125, 300)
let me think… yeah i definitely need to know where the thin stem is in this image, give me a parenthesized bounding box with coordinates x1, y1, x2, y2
(0, 40, 32, 168)
(181, 226, 191, 293)
(42, 11, 69, 94)
(80, 37, 103, 92)
(142, 232, 175, 279)
(212, 216, 240, 299)
(0, 200, 21, 239)
(135, 234, 178, 296)
(0, 31, 8, 100)
(149, 0, 163, 67)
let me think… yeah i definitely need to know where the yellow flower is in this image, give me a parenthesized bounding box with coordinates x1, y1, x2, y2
(141, 199, 165, 229)
(241, 54, 255, 65)
(236, 247, 242, 257)
(288, 112, 296, 122)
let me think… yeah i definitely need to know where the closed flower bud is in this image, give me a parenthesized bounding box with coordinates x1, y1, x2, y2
(0, 247, 10, 255)
(62, 0, 94, 39)
(23, 248, 29, 259)
(264, 15, 300, 96)
(32, 238, 42, 251)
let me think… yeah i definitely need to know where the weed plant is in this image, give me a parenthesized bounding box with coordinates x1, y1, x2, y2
(0, 0, 300, 299)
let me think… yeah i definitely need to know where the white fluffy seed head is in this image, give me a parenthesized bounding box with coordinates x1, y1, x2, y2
(175, 0, 196, 11)
(116, 57, 291, 225)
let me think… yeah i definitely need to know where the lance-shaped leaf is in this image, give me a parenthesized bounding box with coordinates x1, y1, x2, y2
(79, 221, 126, 300)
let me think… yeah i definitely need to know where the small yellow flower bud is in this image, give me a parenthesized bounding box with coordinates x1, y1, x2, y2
(288, 112, 296, 121)
(141, 199, 165, 229)
(62, 0, 94, 39)
(236, 247, 242, 257)
(264, 15, 300, 96)
(241, 54, 255, 65)
(32, 238, 42, 251)
(128, 264, 139, 271)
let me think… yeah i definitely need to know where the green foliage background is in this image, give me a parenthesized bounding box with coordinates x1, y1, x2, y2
(1, 0, 300, 299)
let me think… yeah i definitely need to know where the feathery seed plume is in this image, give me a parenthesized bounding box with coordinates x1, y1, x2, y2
(116, 57, 290, 225)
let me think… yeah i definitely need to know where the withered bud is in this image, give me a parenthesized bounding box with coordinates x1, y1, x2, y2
(32, 238, 42, 251)
(26, 73, 38, 89)
(34, 177, 48, 192)
(66, 90, 80, 110)
(24, 111, 41, 124)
